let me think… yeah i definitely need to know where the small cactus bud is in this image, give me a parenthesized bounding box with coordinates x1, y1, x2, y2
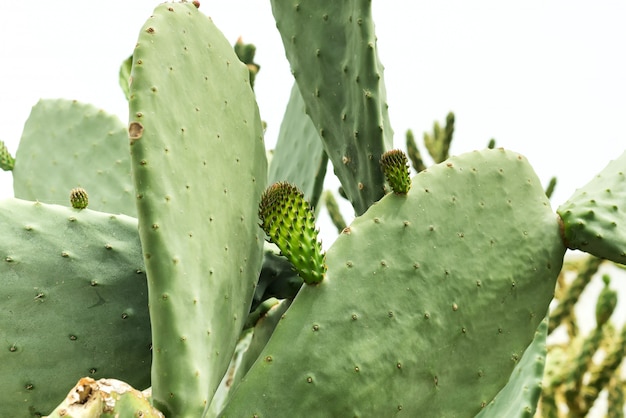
(380, 149, 411, 194)
(0, 140, 15, 171)
(258, 182, 326, 285)
(595, 274, 617, 327)
(70, 187, 89, 209)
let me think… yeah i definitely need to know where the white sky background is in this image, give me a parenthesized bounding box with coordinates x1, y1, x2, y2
(0, 1, 625, 414)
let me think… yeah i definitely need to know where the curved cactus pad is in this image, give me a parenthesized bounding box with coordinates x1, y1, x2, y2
(270, 0, 393, 215)
(476, 318, 548, 418)
(13, 99, 135, 217)
(557, 150, 626, 264)
(220, 149, 565, 417)
(0, 198, 150, 418)
(128, 3, 267, 416)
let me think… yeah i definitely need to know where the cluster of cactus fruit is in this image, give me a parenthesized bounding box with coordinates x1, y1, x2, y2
(1, 1, 625, 417)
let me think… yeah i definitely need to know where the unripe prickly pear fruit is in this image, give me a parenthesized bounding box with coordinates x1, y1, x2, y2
(380, 149, 411, 194)
(70, 187, 89, 209)
(259, 182, 326, 284)
(0, 140, 15, 171)
(596, 274, 618, 327)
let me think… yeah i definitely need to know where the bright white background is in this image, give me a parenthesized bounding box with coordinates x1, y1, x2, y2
(0, 1, 625, 415)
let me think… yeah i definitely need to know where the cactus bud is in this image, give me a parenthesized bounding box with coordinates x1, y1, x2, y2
(70, 187, 89, 209)
(0, 140, 15, 171)
(258, 182, 326, 285)
(595, 274, 618, 327)
(380, 149, 411, 194)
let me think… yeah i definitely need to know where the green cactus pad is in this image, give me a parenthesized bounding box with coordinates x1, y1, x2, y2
(269, 83, 328, 209)
(0, 198, 150, 418)
(557, 150, 626, 264)
(476, 318, 548, 418)
(221, 149, 565, 417)
(12, 99, 135, 216)
(69, 187, 89, 209)
(128, 3, 267, 416)
(270, 0, 393, 215)
(380, 149, 411, 194)
(259, 182, 326, 285)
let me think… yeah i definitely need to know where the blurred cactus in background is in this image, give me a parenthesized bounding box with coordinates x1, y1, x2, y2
(0, 2, 625, 417)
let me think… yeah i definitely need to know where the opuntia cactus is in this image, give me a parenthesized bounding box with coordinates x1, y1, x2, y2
(1, 1, 625, 418)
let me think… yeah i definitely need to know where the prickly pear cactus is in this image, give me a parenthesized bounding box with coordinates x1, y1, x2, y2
(220, 149, 566, 417)
(0, 198, 150, 417)
(128, 3, 267, 416)
(12, 99, 135, 216)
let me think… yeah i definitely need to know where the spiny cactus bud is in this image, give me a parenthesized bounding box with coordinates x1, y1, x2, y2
(595, 274, 618, 327)
(70, 187, 89, 209)
(259, 182, 326, 285)
(380, 149, 411, 195)
(0, 140, 15, 171)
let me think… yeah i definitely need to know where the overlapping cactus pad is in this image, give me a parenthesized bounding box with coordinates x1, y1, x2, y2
(0, 198, 150, 417)
(220, 149, 566, 417)
(128, 2, 267, 416)
(558, 150, 626, 264)
(12, 99, 135, 217)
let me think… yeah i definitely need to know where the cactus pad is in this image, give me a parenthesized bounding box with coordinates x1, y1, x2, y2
(128, 3, 267, 416)
(12, 99, 135, 216)
(270, 0, 393, 215)
(557, 150, 626, 264)
(0, 198, 150, 417)
(259, 182, 326, 285)
(221, 149, 565, 417)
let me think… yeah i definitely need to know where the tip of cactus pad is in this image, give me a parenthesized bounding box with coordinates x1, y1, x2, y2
(259, 182, 326, 284)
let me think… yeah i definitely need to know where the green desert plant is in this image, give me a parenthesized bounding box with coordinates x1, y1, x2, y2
(1, 2, 625, 417)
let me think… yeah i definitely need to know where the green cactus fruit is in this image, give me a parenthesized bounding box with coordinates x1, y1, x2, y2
(12, 99, 135, 216)
(221, 149, 566, 417)
(0, 140, 15, 171)
(270, 0, 393, 215)
(269, 83, 328, 209)
(380, 149, 411, 194)
(258, 182, 326, 285)
(476, 318, 548, 418)
(46, 378, 164, 418)
(557, 150, 626, 264)
(0, 198, 150, 417)
(70, 187, 89, 209)
(128, 3, 267, 416)
(596, 274, 618, 327)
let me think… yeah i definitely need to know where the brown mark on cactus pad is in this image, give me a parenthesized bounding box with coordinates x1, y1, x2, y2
(128, 122, 144, 143)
